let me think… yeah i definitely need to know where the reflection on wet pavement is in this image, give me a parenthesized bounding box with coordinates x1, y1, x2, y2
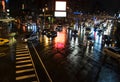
(34, 27, 120, 82)
(0, 43, 15, 82)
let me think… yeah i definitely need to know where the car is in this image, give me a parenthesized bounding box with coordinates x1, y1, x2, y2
(55, 25, 63, 32)
(41, 29, 50, 35)
(97, 29, 103, 36)
(46, 31, 57, 38)
(102, 35, 112, 45)
(67, 27, 72, 30)
(0, 38, 9, 46)
(103, 47, 120, 62)
(85, 27, 92, 36)
(22, 33, 38, 42)
(87, 36, 94, 46)
(71, 30, 78, 36)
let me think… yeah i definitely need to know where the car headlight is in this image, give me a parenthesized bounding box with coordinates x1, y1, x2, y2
(24, 39, 28, 42)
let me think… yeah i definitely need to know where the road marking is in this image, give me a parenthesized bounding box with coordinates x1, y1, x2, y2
(16, 46, 27, 49)
(16, 56, 30, 60)
(16, 60, 31, 64)
(16, 44, 39, 82)
(32, 42, 53, 82)
(16, 54, 29, 57)
(32, 81, 38, 82)
(16, 51, 29, 54)
(16, 64, 33, 68)
(16, 49, 28, 51)
(16, 68, 34, 74)
(0, 53, 6, 57)
(16, 74, 36, 80)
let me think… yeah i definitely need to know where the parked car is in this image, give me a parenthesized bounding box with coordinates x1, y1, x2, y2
(22, 33, 38, 42)
(0, 38, 9, 46)
(46, 31, 57, 38)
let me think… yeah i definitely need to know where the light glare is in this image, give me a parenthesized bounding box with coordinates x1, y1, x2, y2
(55, 1, 66, 11)
(54, 11, 66, 17)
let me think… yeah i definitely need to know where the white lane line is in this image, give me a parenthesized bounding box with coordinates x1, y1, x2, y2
(32, 42, 53, 82)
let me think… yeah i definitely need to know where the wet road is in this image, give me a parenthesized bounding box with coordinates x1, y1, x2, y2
(28, 27, 120, 82)
(0, 26, 119, 82)
(0, 39, 16, 82)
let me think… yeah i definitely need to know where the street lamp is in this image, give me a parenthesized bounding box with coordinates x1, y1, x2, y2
(42, 6, 48, 29)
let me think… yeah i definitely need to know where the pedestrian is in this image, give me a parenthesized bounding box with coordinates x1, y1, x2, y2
(89, 41, 93, 52)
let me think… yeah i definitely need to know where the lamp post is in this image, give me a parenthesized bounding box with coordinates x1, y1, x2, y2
(42, 6, 48, 29)
(42, 8, 45, 29)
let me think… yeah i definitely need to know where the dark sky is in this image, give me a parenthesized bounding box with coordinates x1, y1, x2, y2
(8, 0, 120, 14)
(69, 0, 120, 13)
(8, 0, 120, 10)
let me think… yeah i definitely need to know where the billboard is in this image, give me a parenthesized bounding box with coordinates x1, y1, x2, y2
(54, 1, 66, 17)
(54, 11, 66, 17)
(55, 1, 66, 11)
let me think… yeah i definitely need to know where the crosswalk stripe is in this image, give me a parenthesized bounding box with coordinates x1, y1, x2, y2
(16, 56, 30, 60)
(16, 74, 35, 80)
(16, 68, 34, 74)
(16, 51, 29, 54)
(16, 60, 31, 64)
(16, 44, 39, 82)
(16, 64, 33, 68)
(16, 54, 29, 57)
(16, 49, 28, 51)
(16, 46, 27, 49)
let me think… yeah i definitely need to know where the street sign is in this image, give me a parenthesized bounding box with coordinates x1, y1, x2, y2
(73, 12, 81, 15)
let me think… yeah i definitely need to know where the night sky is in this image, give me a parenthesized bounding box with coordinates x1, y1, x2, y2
(69, 0, 120, 13)
(7, 0, 120, 16)
(8, 0, 120, 10)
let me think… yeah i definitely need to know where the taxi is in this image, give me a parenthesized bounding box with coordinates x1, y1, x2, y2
(0, 38, 9, 46)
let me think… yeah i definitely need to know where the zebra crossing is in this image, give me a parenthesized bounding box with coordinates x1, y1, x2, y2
(16, 44, 39, 82)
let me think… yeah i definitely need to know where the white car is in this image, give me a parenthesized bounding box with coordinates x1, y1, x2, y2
(22, 33, 38, 42)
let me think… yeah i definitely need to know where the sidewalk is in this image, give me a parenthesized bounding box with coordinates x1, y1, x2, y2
(0, 35, 17, 82)
(0, 44, 16, 82)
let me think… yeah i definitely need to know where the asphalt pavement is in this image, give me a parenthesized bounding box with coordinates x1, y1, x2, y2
(0, 29, 120, 82)
(0, 43, 16, 82)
